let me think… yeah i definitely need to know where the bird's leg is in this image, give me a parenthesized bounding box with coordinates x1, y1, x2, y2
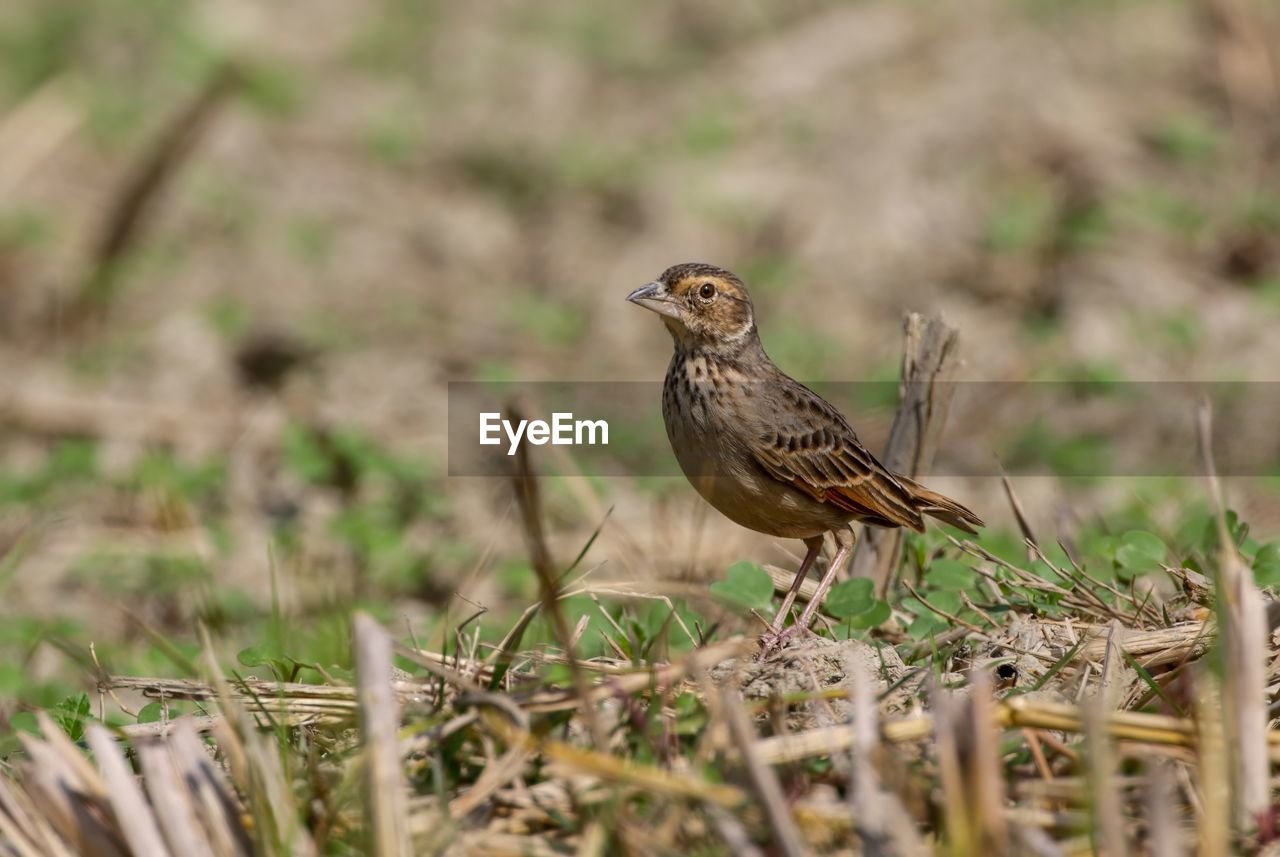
(769, 535, 825, 634)
(752, 529, 855, 660)
(758, 534, 831, 659)
(791, 528, 857, 632)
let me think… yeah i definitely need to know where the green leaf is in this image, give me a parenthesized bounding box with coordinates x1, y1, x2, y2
(921, 590, 962, 616)
(0, 662, 24, 696)
(53, 693, 91, 741)
(137, 702, 165, 724)
(543, 664, 573, 685)
(237, 645, 270, 667)
(847, 599, 891, 629)
(709, 561, 774, 615)
(9, 712, 38, 735)
(907, 614, 947, 640)
(927, 559, 977, 591)
(824, 578, 874, 618)
(1254, 542, 1280, 588)
(56, 693, 90, 718)
(1115, 531, 1167, 571)
(1199, 509, 1248, 553)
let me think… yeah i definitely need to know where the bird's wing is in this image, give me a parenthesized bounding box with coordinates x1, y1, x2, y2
(748, 379, 927, 532)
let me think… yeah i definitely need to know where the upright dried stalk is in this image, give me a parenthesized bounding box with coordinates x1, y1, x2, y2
(354, 613, 411, 857)
(718, 687, 807, 857)
(1084, 702, 1128, 857)
(72, 63, 239, 322)
(1144, 757, 1186, 857)
(850, 313, 961, 596)
(1197, 404, 1269, 829)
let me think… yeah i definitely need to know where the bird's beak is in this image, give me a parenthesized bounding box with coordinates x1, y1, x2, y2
(626, 282, 683, 320)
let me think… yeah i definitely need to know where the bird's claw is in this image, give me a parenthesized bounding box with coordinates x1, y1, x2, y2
(756, 623, 814, 661)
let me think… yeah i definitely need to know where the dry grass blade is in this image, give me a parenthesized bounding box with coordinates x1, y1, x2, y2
(451, 830, 575, 857)
(517, 636, 752, 713)
(212, 714, 315, 857)
(1098, 620, 1126, 708)
(135, 737, 216, 857)
(2, 702, 273, 857)
(84, 724, 173, 857)
(1195, 677, 1231, 857)
(121, 714, 222, 740)
(167, 721, 251, 857)
(756, 696, 1280, 765)
(1144, 757, 1186, 857)
(448, 694, 532, 819)
(999, 470, 1039, 557)
(1079, 623, 1211, 669)
(73, 62, 239, 322)
(967, 674, 1008, 852)
(706, 805, 767, 857)
(847, 655, 928, 857)
(15, 727, 123, 857)
(1083, 702, 1128, 857)
(194, 628, 317, 857)
(33, 712, 108, 803)
(353, 612, 411, 857)
(0, 774, 78, 857)
(718, 687, 807, 857)
(1198, 402, 1270, 829)
(103, 635, 754, 726)
(931, 687, 973, 855)
(478, 709, 746, 810)
(849, 656, 881, 851)
(509, 398, 608, 749)
(844, 654, 926, 854)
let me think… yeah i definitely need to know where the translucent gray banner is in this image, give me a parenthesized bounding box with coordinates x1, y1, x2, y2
(447, 381, 1280, 477)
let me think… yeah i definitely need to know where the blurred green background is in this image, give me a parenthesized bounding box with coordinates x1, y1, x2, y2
(1, 0, 1279, 736)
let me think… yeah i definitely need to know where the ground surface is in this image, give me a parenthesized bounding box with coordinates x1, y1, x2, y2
(1, 0, 1279, 778)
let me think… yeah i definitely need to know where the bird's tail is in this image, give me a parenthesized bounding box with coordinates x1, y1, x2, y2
(898, 476, 984, 534)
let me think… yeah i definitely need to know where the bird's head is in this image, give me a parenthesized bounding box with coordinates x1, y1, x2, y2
(627, 263, 757, 351)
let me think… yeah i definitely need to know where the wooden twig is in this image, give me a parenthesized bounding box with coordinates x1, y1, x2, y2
(850, 313, 962, 596)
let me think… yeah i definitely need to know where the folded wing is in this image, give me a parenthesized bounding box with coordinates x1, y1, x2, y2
(749, 379, 982, 534)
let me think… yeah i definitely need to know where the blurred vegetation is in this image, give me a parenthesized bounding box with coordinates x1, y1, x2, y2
(2, 0, 1280, 848)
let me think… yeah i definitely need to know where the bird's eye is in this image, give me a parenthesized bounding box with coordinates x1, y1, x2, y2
(698, 282, 716, 300)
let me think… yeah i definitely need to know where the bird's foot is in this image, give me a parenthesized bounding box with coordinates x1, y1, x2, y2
(756, 623, 814, 662)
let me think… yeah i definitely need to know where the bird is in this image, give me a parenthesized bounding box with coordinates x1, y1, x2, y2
(627, 262, 983, 655)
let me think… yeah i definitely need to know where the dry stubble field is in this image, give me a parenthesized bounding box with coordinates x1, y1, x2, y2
(2, 0, 1280, 853)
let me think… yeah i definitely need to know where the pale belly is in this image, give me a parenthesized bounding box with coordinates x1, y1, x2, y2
(661, 382, 851, 540)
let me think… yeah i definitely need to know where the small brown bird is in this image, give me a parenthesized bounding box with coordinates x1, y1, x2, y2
(628, 262, 983, 654)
